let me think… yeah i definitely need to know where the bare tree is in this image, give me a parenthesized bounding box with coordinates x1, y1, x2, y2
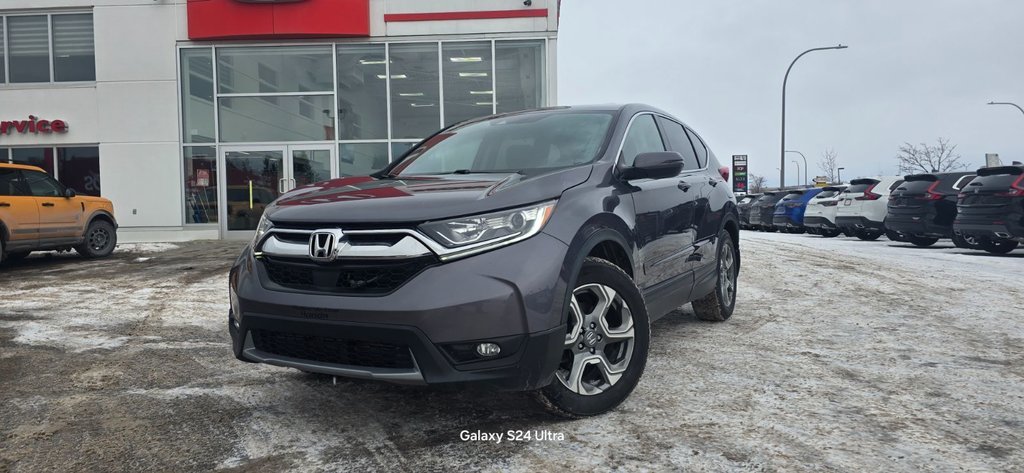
(818, 148, 840, 183)
(895, 138, 969, 174)
(749, 174, 768, 193)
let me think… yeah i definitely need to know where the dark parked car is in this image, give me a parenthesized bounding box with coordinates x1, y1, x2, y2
(955, 165, 1024, 254)
(228, 105, 741, 417)
(772, 188, 824, 233)
(887, 172, 976, 247)
(749, 191, 786, 231)
(737, 194, 762, 230)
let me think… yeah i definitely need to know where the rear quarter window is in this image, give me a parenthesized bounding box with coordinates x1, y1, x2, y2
(950, 175, 974, 190)
(888, 180, 904, 191)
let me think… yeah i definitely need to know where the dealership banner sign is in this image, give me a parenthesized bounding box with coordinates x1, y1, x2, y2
(0, 116, 68, 137)
(732, 155, 748, 193)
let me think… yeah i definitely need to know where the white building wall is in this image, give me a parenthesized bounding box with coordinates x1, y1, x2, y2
(1, 0, 557, 241)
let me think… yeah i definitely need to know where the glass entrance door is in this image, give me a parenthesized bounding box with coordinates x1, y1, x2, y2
(219, 144, 335, 237)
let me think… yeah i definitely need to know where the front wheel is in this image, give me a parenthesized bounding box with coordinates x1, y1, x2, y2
(535, 257, 650, 418)
(75, 220, 117, 258)
(692, 229, 739, 322)
(953, 233, 981, 249)
(821, 229, 842, 238)
(980, 238, 1019, 255)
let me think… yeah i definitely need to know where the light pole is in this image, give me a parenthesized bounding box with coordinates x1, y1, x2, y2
(786, 150, 808, 185)
(791, 160, 801, 188)
(781, 44, 848, 188)
(987, 101, 1024, 118)
(837, 167, 845, 184)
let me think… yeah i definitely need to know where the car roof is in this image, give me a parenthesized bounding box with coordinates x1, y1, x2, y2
(0, 162, 46, 173)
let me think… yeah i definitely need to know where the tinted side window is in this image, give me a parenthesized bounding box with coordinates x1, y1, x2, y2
(685, 128, 708, 168)
(620, 114, 665, 167)
(656, 117, 699, 171)
(23, 170, 63, 197)
(0, 169, 31, 196)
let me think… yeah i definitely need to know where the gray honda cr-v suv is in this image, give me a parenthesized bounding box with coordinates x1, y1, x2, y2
(228, 104, 741, 417)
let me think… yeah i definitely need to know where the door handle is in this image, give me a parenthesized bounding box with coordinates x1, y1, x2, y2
(278, 178, 287, 193)
(42, 202, 55, 207)
(678, 182, 691, 192)
(0, 202, 10, 207)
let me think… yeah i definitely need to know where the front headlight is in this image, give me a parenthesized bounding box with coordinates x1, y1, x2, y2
(419, 201, 557, 254)
(253, 213, 274, 248)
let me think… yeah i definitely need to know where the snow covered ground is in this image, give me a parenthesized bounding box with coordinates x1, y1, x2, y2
(0, 234, 1021, 471)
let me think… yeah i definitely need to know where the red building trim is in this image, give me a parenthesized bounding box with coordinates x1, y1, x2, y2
(384, 9, 548, 23)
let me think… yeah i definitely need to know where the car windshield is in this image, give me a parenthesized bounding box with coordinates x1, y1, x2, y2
(388, 111, 615, 176)
(739, 196, 757, 204)
(845, 182, 876, 193)
(781, 193, 803, 201)
(816, 190, 839, 198)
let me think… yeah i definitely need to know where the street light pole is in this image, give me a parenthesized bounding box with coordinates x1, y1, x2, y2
(792, 160, 801, 188)
(987, 101, 1024, 118)
(786, 150, 808, 185)
(837, 167, 845, 184)
(781, 44, 848, 188)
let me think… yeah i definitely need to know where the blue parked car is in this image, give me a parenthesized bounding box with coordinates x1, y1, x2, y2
(773, 188, 824, 233)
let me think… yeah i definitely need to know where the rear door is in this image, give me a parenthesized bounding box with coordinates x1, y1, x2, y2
(0, 168, 39, 247)
(23, 169, 84, 239)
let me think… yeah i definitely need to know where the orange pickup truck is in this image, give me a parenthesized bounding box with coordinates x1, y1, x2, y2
(0, 163, 117, 265)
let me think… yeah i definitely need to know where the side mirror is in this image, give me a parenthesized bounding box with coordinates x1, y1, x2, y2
(64, 188, 76, 198)
(621, 151, 684, 181)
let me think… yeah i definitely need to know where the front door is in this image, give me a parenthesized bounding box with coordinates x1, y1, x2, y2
(22, 169, 83, 239)
(219, 145, 335, 238)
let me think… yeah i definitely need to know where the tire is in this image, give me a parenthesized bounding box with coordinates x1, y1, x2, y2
(0, 237, 5, 266)
(980, 238, 1019, 255)
(953, 233, 981, 249)
(855, 230, 882, 241)
(535, 257, 650, 418)
(885, 230, 905, 242)
(908, 236, 939, 247)
(841, 228, 855, 238)
(692, 229, 738, 322)
(75, 220, 117, 258)
(821, 229, 842, 238)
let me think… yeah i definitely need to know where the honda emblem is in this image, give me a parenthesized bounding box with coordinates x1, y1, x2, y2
(309, 229, 344, 263)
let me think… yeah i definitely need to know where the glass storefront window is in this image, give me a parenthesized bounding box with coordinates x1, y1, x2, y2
(442, 42, 494, 126)
(57, 147, 101, 196)
(495, 40, 544, 114)
(339, 143, 389, 177)
(292, 149, 332, 187)
(181, 48, 215, 143)
(11, 148, 55, 175)
(217, 46, 333, 94)
(224, 150, 282, 231)
(336, 44, 388, 140)
(184, 147, 218, 224)
(389, 43, 440, 139)
(52, 13, 96, 82)
(219, 95, 335, 142)
(7, 16, 50, 83)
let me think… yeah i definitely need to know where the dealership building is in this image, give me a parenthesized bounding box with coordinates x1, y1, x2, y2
(0, 0, 559, 240)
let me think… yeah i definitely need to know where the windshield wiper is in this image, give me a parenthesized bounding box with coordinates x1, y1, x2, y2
(451, 169, 524, 175)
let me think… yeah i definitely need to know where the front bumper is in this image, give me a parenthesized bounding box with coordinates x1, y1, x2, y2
(229, 232, 571, 390)
(835, 216, 885, 232)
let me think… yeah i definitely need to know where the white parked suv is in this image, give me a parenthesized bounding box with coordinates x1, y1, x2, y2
(835, 177, 905, 240)
(803, 185, 847, 237)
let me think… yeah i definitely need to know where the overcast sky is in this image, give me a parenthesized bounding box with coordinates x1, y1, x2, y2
(558, 0, 1024, 187)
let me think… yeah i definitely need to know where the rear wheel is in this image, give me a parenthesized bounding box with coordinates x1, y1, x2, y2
(821, 229, 842, 238)
(980, 238, 1019, 255)
(908, 236, 939, 247)
(535, 257, 650, 418)
(692, 230, 738, 322)
(855, 230, 882, 241)
(75, 220, 117, 258)
(886, 230, 905, 242)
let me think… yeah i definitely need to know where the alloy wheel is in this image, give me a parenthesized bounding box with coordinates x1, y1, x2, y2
(557, 283, 635, 395)
(719, 240, 737, 305)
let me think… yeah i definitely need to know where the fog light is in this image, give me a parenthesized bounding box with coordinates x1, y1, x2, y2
(476, 343, 501, 357)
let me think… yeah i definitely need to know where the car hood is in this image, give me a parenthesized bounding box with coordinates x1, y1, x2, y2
(265, 166, 593, 224)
